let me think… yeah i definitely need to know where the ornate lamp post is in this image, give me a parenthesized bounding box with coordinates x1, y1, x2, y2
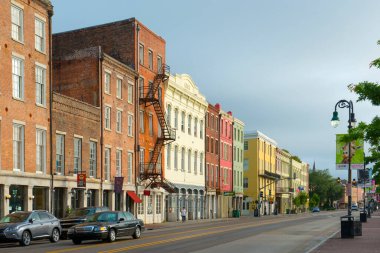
(331, 100, 356, 217)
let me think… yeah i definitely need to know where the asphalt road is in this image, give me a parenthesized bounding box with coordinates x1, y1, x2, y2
(0, 210, 350, 253)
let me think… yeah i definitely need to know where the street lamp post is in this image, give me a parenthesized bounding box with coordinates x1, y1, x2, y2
(331, 100, 356, 217)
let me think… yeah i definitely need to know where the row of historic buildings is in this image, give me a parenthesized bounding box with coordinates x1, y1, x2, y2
(0, 0, 309, 223)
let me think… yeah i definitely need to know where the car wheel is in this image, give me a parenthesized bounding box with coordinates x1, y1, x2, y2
(50, 228, 60, 243)
(107, 229, 116, 243)
(133, 226, 141, 239)
(72, 238, 82, 245)
(19, 230, 31, 246)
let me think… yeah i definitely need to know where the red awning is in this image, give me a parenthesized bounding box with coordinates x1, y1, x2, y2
(127, 191, 142, 203)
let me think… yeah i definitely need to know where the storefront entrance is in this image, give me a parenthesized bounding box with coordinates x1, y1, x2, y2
(33, 187, 48, 211)
(54, 188, 65, 218)
(9, 185, 26, 213)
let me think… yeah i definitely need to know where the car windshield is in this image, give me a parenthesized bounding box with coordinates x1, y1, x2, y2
(0, 212, 30, 223)
(86, 212, 117, 223)
(68, 208, 94, 217)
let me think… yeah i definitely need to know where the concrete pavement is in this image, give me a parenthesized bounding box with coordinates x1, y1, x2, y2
(312, 210, 380, 253)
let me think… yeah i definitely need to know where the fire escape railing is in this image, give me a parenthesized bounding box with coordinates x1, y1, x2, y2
(139, 64, 176, 193)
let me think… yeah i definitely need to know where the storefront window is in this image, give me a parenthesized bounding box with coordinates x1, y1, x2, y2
(9, 185, 25, 213)
(33, 187, 47, 210)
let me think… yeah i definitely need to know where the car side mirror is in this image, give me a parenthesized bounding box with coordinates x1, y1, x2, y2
(29, 218, 35, 223)
(118, 218, 125, 222)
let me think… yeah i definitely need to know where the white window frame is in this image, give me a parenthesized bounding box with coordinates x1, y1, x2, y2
(105, 72, 111, 94)
(166, 144, 171, 170)
(188, 149, 191, 173)
(139, 44, 144, 65)
(105, 106, 111, 130)
(89, 141, 97, 177)
(148, 114, 153, 136)
(56, 134, 65, 175)
(200, 153, 204, 175)
(116, 110, 122, 133)
(128, 83, 133, 104)
(36, 128, 46, 173)
(116, 149, 122, 177)
(200, 120, 204, 139)
(105, 147, 111, 181)
(128, 114, 133, 136)
(35, 64, 46, 106)
(188, 115, 192, 135)
(74, 137, 82, 174)
(35, 18, 45, 52)
(148, 50, 153, 70)
(174, 145, 178, 171)
(194, 118, 198, 137)
(11, 5, 23, 42)
(194, 151, 198, 175)
(12, 56, 24, 100)
(157, 55, 162, 73)
(127, 152, 133, 184)
(116, 78, 122, 99)
(13, 123, 24, 171)
(139, 110, 144, 133)
(156, 195, 161, 214)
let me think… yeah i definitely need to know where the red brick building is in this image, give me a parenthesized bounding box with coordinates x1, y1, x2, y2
(52, 46, 138, 217)
(205, 103, 220, 219)
(52, 18, 174, 223)
(0, 0, 53, 218)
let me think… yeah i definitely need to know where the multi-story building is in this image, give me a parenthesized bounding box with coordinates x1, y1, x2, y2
(52, 18, 173, 223)
(205, 103, 220, 219)
(275, 148, 292, 214)
(0, 0, 53, 218)
(164, 74, 207, 221)
(218, 108, 234, 218)
(243, 131, 279, 216)
(52, 46, 138, 217)
(232, 117, 244, 213)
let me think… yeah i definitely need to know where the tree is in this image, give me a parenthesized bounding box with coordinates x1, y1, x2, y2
(348, 40, 380, 183)
(309, 193, 320, 209)
(309, 169, 343, 207)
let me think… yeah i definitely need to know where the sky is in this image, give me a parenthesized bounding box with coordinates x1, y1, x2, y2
(51, 0, 380, 179)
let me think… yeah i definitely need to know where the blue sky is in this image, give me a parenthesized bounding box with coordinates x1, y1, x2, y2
(51, 0, 380, 179)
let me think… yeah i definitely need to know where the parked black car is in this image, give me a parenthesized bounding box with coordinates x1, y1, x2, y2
(60, 206, 109, 239)
(67, 211, 144, 244)
(0, 210, 61, 246)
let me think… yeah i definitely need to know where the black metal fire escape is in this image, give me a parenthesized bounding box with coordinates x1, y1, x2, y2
(139, 65, 176, 193)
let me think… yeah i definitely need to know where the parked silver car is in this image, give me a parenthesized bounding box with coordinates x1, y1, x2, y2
(0, 210, 61, 246)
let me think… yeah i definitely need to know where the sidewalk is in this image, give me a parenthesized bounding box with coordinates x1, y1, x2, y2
(312, 211, 380, 253)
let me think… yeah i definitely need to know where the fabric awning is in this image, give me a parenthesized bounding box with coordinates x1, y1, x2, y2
(127, 191, 142, 203)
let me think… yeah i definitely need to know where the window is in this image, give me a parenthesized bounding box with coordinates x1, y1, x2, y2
(157, 56, 162, 73)
(194, 118, 198, 137)
(148, 50, 153, 70)
(89, 141, 97, 177)
(35, 65, 46, 106)
(174, 146, 178, 171)
(116, 110, 122, 133)
(200, 120, 203, 139)
(105, 106, 111, 130)
(128, 83, 133, 103)
(174, 109, 178, 129)
(206, 136, 209, 152)
(188, 150, 191, 173)
(127, 152, 133, 184)
(244, 141, 248, 150)
(181, 147, 185, 172)
(211, 138, 214, 153)
(105, 148, 110, 180)
(188, 115, 192, 135)
(234, 171, 236, 185)
(56, 134, 64, 174)
(35, 18, 45, 52)
(11, 5, 23, 42)
(128, 114, 133, 136)
(139, 110, 144, 133)
(215, 140, 219, 155)
(234, 146, 236, 162)
(147, 195, 153, 214)
(156, 195, 161, 214)
(36, 129, 46, 173)
(74, 138, 81, 174)
(234, 128, 236, 140)
(137, 194, 144, 215)
(105, 72, 111, 94)
(116, 78, 122, 99)
(139, 149, 145, 173)
(181, 112, 185, 132)
(243, 178, 248, 188)
(149, 114, 153, 136)
(166, 105, 171, 127)
(139, 77, 144, 98)
(210, 165, 214, 186)
(200, 153, 203, 175)
(194, 151, 198, 175)
(13, 124, 24, 171)
(166, 144, 171, 169)
(116, 149, 122, 177)
(12, 56, 24, 100)
(139, 44, 144, 65)
(243, 159, 249, 171)
(215, 166, 218, 186)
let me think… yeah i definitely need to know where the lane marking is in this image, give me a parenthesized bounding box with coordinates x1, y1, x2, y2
(304, 229, 340, 253)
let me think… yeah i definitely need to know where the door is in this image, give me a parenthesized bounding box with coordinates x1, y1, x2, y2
(28, 212, 44, 238)
(125, 212, 138, 236)
(116, 212, 129, 236)
(38, 212, 52, 237)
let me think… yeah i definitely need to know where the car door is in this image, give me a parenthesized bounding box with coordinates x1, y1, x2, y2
(115, 212, 128, 237)
(38, 212, 52, 237)
(125, 212, 137, 236)
(28, 212, 44, 238)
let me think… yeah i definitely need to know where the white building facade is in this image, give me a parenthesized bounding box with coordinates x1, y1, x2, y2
(164, 74, 208, 221)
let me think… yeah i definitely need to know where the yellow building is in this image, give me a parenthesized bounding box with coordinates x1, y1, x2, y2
(243, 131, 279, 216)
(275, 148, 292, 214)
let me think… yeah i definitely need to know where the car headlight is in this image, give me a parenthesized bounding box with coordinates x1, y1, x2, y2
(5, 226, 19, 232)
(93, 226, 107, 232)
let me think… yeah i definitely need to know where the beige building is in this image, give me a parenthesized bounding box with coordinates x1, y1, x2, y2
(275, 149, 292, 214)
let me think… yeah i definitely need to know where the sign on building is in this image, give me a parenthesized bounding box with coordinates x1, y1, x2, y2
(77, 173, 86, 187)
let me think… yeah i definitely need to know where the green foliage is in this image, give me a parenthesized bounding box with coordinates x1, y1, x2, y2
(291, 156, 302, 163)
(309, 169, 343, 207)
(348, 43, 380, 185)
(293, 196, 301, 207)
(299, 191, 308, 206)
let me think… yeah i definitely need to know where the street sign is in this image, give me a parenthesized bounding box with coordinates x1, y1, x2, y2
(77, 173, 86, 187)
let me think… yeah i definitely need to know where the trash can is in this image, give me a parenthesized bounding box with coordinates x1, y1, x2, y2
(237, 210, 241, 217)
(232, 210, 237, 218)
(354, 220, 362, 236)
(360, 211, 367, 222)
(340, 215, 354, 238)
(286, 209, 290, 214)
(254, 208, 259, 217)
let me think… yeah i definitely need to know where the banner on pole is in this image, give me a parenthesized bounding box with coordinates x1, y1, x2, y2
(336, 134, 364, 170)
